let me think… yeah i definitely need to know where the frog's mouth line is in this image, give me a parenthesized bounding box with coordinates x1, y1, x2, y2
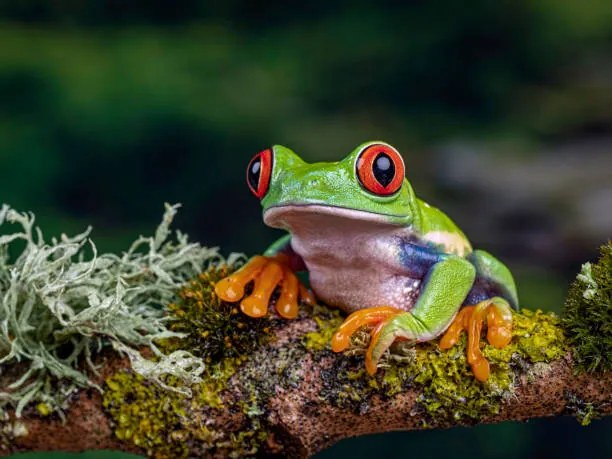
(263, 204, 407, 230)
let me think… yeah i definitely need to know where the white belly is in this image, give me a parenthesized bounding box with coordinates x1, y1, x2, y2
(289, 224, 421, 313)
(263, 205, 423, 313)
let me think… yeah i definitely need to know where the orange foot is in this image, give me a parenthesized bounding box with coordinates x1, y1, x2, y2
(331, 306, 408, 376)
(214, 254, 315, 319)
(439, 297, 513, 381)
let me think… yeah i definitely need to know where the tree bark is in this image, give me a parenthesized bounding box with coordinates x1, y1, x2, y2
(1, 314, 610, 458)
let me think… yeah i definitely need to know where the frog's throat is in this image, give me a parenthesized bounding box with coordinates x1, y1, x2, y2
(263, 204, 409, 230)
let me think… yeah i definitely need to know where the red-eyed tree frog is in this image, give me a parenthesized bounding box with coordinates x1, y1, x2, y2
(215, 142, 518, 381)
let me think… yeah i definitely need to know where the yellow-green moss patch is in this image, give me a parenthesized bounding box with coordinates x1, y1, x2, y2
(304, 306, 344, 351)
(322, 308, 567, 424)
(103, 371, 189, 458)
(104, 265, 278, 458)
(103, 357, 267, 458)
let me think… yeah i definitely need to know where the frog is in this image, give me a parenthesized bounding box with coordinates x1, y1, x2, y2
(215, 141, 518, 381)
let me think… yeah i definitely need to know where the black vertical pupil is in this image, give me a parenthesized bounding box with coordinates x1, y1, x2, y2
(248, 157, 261, 190)
(373, 152, 395, 187)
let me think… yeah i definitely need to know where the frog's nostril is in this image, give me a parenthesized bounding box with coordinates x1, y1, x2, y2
(308, 179, 319, 187)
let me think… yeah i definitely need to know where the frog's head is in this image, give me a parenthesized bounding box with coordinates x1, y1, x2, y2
(246, 141, 418, 231)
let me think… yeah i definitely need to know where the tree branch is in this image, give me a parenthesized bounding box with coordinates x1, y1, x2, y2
(2, 312, 610, 458)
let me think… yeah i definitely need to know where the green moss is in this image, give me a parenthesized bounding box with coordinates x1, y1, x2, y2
(103, 356, 269, 458)
(104, 264, 277, 458)
(304, 306, 344, 351)
(485, 309, 566, 363)
(103, 371, 189, 459)
(196, 357, 242, 409)
(563, 241, 612, 373)
(103, 253, 569, 454)
(322, 308, 566, 424)
(164, 265, 273, 363)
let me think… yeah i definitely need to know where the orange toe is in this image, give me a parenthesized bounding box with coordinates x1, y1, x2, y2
(466, 303, 488, 369)
(486, 306, 513, 348)
(276, 268, 299, 319)
(439, 306, 473, 350)
(214, 253, 316, 320)
(214, 256, 267, 302)
(470, 357, 490, 382)
(240, 262, 283, 318)
(299, 284, 316, 305)
(331, 306, 402, 353)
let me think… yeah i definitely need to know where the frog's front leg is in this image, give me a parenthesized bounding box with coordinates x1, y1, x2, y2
(332, 256, 477, 375)
(214, 235, 314, 319)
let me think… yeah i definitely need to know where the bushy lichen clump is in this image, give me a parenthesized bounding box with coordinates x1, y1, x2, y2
(318, 309, 566, 424)
(563, 241, 611, 373)
(0, 203, 224, 418)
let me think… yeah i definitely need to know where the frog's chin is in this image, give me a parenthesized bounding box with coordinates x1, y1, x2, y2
(263, 204, 407, 231)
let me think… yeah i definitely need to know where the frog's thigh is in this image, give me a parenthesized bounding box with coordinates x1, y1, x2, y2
(410, 256, 476, 339)
(468, 249, 519, 310)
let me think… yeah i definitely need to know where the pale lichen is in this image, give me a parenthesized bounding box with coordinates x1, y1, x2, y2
(565, 391, 600, 426)
(0, 412, 28, 452)
(0, 203, 234, 417)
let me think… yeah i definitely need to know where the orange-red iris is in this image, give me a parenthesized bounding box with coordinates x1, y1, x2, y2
(356, 144, 405, 196)
(247, 148, 273, 199)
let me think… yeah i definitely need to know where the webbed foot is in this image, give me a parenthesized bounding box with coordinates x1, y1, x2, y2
(214, 254, 315, 319)
(439, 297, 513, 381)
(331, 307, 428, 375)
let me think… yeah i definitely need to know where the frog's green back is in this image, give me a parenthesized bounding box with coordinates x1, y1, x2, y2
(414, 197, 473, 257)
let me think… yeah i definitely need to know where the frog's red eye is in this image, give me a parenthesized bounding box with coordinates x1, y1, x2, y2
(356, 143, 405, 196)
(247, 148, 273, 199)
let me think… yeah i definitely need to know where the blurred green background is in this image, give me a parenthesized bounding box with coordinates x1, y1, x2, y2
(1, 1, 610, 458)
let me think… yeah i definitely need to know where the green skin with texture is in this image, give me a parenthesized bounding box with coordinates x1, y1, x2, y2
(256, 141, 518, 362)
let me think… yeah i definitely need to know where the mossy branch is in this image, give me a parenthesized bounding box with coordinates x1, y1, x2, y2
(1, 308, 610, 458)
(0, 208, 610, 458)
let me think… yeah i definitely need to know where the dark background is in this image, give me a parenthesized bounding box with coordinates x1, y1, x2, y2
(2, 1, 610, 458)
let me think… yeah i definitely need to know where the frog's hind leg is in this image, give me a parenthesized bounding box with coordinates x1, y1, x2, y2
(468, 250, 519, 310)
(439, 297, 513, 381)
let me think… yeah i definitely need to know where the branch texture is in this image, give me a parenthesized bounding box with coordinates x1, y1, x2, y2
(2, 312, 610, 458)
